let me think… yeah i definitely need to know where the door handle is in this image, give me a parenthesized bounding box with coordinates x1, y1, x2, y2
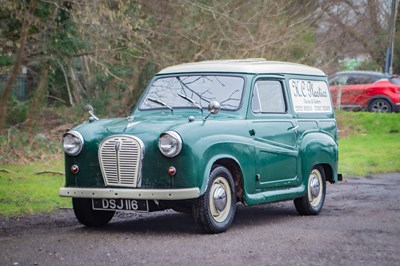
(249, 129, 256, 136)
(289, 125, 299, 131)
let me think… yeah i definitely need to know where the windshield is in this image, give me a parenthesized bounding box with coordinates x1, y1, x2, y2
(139, 75, 245, 111)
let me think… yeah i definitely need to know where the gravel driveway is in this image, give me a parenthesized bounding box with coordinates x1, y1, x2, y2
(1, 173, 400, 266)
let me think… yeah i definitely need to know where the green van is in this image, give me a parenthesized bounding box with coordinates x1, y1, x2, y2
(60, 59, 341, 233)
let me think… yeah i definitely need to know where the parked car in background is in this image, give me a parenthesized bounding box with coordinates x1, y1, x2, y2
(329, 71, 400, 112)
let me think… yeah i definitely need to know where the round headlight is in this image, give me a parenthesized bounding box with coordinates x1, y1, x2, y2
(159, 131, 182, 158)
(63, 131, 84, 156)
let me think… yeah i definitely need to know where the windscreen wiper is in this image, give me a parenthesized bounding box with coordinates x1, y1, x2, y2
(177, 93, 203, 114)
(147, 97, 173, 113)
(176, 77, 210, 104)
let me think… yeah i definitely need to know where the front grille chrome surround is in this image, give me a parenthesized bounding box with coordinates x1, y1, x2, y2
(98, 135, 144, 188)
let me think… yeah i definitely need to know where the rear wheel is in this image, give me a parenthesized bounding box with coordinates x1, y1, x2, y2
(72, 198, 115, 227)
(368, 99, 392, 113)
(193, 166, 236, 233)
(294, 165, 326, 215)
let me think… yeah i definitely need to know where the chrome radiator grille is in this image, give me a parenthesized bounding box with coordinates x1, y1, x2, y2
(98, 135, 143, 187)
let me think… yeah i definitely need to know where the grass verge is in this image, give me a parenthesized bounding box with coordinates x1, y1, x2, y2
(337, 111, 400, 176)
(0, 159, 70, 217)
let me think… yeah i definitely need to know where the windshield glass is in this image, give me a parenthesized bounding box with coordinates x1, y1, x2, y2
(139, 75, 245, 111)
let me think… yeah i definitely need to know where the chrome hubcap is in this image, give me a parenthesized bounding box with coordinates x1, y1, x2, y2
(213, 185, 227, 212)
(310, 175, 320, 198)
(308, 169, 323, 207)
(209, 176, 232, 222)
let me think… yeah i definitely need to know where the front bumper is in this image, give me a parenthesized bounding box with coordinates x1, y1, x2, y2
(59, 187, 200, 200)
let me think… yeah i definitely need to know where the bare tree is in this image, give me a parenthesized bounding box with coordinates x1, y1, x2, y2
(317, 0, 392, 73)
(139, 0, 323, 67)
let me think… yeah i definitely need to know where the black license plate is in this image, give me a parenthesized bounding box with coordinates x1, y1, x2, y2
(92, 199, 149, 212)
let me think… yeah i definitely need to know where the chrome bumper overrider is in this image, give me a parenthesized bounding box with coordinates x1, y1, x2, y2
(59, 187, 200, 200)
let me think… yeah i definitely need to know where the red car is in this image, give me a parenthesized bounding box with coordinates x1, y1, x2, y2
(329, 71, 400, 112)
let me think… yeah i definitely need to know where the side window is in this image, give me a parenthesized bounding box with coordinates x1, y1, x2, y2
(329, 75, 348, 86)
(346, 74, 372, 85)
(346, 75, 359, 85)
(251, 80, 286, 113)
(370, 76, 381, 83)
(358, 75, 372, 84)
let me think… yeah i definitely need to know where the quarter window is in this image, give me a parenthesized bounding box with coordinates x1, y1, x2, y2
(251, 80, 286, 113)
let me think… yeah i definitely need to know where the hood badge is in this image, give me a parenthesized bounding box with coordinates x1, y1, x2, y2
(115, 140, 122, 153)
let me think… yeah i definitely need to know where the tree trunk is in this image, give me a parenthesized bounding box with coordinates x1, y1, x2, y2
(0, 1, 36, 131)
(57, 60, 74, 106)
(67, 60, 84, 104)
(116, 59, 148, 116)
(25, 64, 49, 132)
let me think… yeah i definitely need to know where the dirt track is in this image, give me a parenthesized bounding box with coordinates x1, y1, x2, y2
(1, 173, 400, 266)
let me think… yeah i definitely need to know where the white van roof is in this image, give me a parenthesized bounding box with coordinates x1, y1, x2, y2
(158, 59, 326, 76)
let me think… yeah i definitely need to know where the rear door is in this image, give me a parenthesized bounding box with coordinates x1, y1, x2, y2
(342, 74, 372, 106)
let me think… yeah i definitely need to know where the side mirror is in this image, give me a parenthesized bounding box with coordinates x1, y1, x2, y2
(203, 101, 221, 121)
(85, 104, 94, 112)
(85, 104, 99, 121)
(208, 101, 221, 114)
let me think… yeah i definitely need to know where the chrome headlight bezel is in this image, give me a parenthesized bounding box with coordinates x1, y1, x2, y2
(158, 131, 182, 158)
(63, 131, 84, 156)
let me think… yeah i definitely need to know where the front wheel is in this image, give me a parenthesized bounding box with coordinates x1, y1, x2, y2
(193, 166, 236, 234)
(72, 198, 115, 227)
(294, 165, 326, 215)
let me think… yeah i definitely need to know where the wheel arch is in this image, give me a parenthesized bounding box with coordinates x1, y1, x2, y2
(319, 163, 334, 184)
(300, 132, 339, 184)
(367, 95, 395, 110)
(197, 138, 253, 200)
(212, 158, 244, 203)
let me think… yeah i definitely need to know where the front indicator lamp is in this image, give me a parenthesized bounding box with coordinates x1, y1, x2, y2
(168, 166, 177, 176)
